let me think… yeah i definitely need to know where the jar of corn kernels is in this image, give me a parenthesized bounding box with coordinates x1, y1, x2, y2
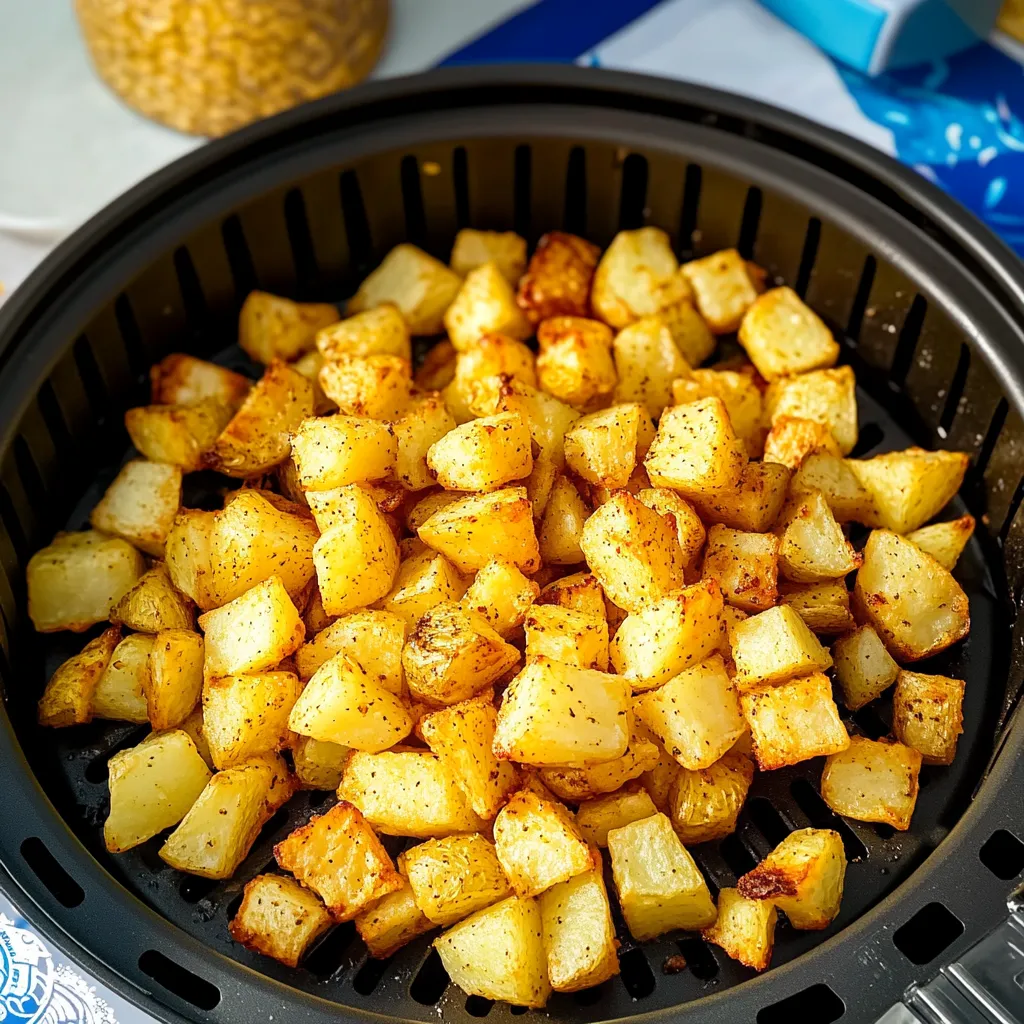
(75, 0, 389, 137)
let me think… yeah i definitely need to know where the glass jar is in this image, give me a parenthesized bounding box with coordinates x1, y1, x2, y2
(75, 0, 389, 137)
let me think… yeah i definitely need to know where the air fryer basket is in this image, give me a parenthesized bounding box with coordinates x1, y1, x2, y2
(0, 67, 1022, 1024)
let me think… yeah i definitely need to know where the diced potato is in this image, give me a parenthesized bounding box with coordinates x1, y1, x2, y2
(291, 736, 350, 790)
(765, 367, 857, 454)
(445, 262, 531, 352)
(338, 750, 486, 837)
(319, 354, 412, 420)
(355, 877, 435, 958)
(313, 486, 400, 616)
(416, 340, 457, 394)
(892, 670, 965, 765)
(403, 601, 520, 705)
(681, 249, 759, 333)
(702, 887, 777, 971)
(28, 530, 145, 633)
(718, 605, 749, 662)
(291, 350, 334, 415)
(672, 368, 765, 456)
(564, 403, 654, 489)
(853, 529, 970, 661)
(111, 564, 194, 633)
(294, 610, 406, 691)
(427, 412, 533, 492)
(494, 378, 581, 469)
(848, 448, 970, 533)
(104, 729, 212, 852)
(525, 604, 608, 670)
(536, 316, 617, 408)
(670, 750, 754, 845)
(740, 673, 849, 771)
(763, 416, 841, 469)
(149, 353, 251, 409)
(832, 624, 899, 711)
(906, 515, 975, 570)
(538, 475, 590, 565)
(230, 874, 333, 967)
(275, 800, 403, 920)
(610, 580, 723, 690)
(702, 525, 779, 612)
(435, 896, 551, 1008)
(202, 360, 314, 477)
(577, 786, 658, 847)
(347, 244, 462, 335)
(821, 736, 922, 830)
(125, 398, 235, 472)
(238, 291, 337, 364)
(145, 629, 204, 730)
(536, 572, 607, 620)
(736, 828, 846, 929)
(580, 491, 686, 613)
(290, 415, 396, 489)
(394, 395, 458, 492)
(659, 299, 717, 365)
(418, 486, 540, 575)
(516, 231, 600, 324)
(540, 859, 619, 992)
(632, 490, 703, 572)
(93, 633, 155, 723)
(778, 581, 855, 635)
(450, 229, 527, 283)
(178, 706, 213, 767)
(690, 461, 791, 533)
(644, 397, 747, 498)
(38, 626, 120, 727)
(161, 753, 295, 877)
(791, 452, 878, 523)
(203, 671, 302, 768)
(539, 726, 660, 801)
(739, 286, 839, 379)
(634, 655, 745, 770)
(730, 605, 833, 689)
(493, 657, 630, 766)
(90, 459, 181, 558)
(315, 304, 411, 362)
(455, 335, 538, 406)
(420, 697, 518, 818)
(289, 653, 412, 751)
(381, 548, 467, 630)
(608, 812, 717, 939)
(778, 490, 861, 582)
(640, 745, 682, 814)
(613, 316, 692, 418)
(301, 582, 334, 636)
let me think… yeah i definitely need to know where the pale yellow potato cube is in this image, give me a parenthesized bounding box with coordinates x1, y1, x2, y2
(539, 474, 590, 565)
(525, 604, 608, 670)
(294, 609, 406, 691)
(730, 605, 833, 689)
(832, 624, 900, 710)
(319, 354, 412, 420)
(455, 334, 538, 402)
(702, 525, 780, 613)
(230, 874, 333, 967)
(577, 786, 658, 847)
(892, 670, 965, 765)
(394, 394, 458, 491)
(290, 415, 396, 489)
(765, 367, 858, 455)
(450, 229, 527, 283)
(238, 291, 337, 363)
(444, 262, 531, 351)
(690, 461, 792, 533)
(315, 304, 411, 362)
(681, 249, 759, 333)
(906, 515, 975, 570)
(670, 750, 754, 845)
(641, 745, 683, 814)
(380, 548, 467, 630)
(821, 736, 922, 830)
(778, 490, 861, 582)
(38, 626, 120, 727)
(92, 633, 154, 723)
(516, 231, 600, 324)
(613, 316, 692, 417)
(672, 368, 765, 457)
(90, 459, 181, 558)
(111, 564, 194, 634)
(458, 557, 537, 637)
(536, 316, 617, 408)
(291, 736, 350, 790)
(660, 299, 717, 365)
(145, 629, 204, 730)
(739, 287, 839, 379)
(763, 416, 841, 469)
(538, 726, 660, 802)
(564, 403, 654, 488)
(355, 878, 435, 959)
(792, 452, 878, 523)
(702, 887, 778, 971)
(778, 581, 856, 635)
(636, 487, 706, 568)
(125, 398, 235, 472)
(178, 706, 213, 767)
(149, 353, 251, 409)
(494, 378, 581, 466)
(427, 412, 533, 492)
(536, 572, 607, 620)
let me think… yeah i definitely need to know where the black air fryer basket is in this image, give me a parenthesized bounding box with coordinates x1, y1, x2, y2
(0, 67, 1022, 1024)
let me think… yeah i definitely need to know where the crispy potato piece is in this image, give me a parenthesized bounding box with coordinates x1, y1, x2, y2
(239, 291, 337, 364)
(592, 228, 692, 329)
(577, 786, 658, 847)
(275, 800, 403, 920)
(730, 605, 833, 689)
(658, 298, 717, 365)
(126, 398, 236, 472)
(394, 394, 458, 491)
(90, 459, 181, 557)
(111, 564, 194, 633)
(450, 229, 527, 283)
(791, 451, 878, 523)
(702, 888, 777, 972)
(204, 671, 302, 768)
(493, 657, 630, 766)
(416, 339, 457, 393)
(539, 474, 590, 565)
(150, 353, 251, 408)
(539, 726, 660, 802)
(763, 416, 841, 469)
(315, 304, 411, 362)
(702, 525, 779, 613)
(436, 896, 551, 1008)
(289, 653, 412, 751)
(381, 548, 468, 630)
(319, 354, 412, 420)
(540, 859, 620, 992)
(832, 624, 899, 711)
(161, 753, 295, 877)
(536, 316, 617, 408)
(640, 744, 682, 814)
(778, 490, 861, 582)
(690, 461, 791, 533)
(230, 874, 333, 967)
(38, 626, 120, 727)
(778, 581, 855, 635)
(672, 368, 765, 456)
(906, 515, 975, 570)
(718, 604, 749, 662)
(290, 415, 396, 489)
(418, 486, 540, 575)
(459, 558, 539, 638)
(740, 673, 849, 771)
(295, 610, 406, 691)
(301, 582, 334, 635)
(92, 633, 154, 723)
(635, 487, 705, 570)
(104, 729, 212, 852)
(525, 604, 608, 670)
(564, 403, 654, 489)
(355, 877, 435, 958)
(537, 572, 607, 619)
(338, 750, 486, 837)
(291, 736, 350, 790)
(494, 377, 581, 466)
(28, 530, 145, 633)
(765, 367, 857, 455)
(853, 529, 969, 661)
(821, 736, 922, 830)
(613, 316, 692, 418)
(670, 750, 754, 845)
(427, 412, 534, 492)
(444, 262, 531, 352)
(516, 231, 600, 324)
(145, 629, 204, 730)
(348, 244, 462, 335)
(739, 287, 839, 379)
(848, 448, 969, 533)
(681, 249, 759, 333)
(737, 828, 846, 929)
(454, 335, 538, 408)
(892, 670, 965, 765)
(608, 812, 717, 939)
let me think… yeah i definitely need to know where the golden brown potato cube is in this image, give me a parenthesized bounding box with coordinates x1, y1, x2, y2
(450, 229, 527, 283)
(92, 632, 154, 723)
(394, 394, 458, 492)
(849, 447, 969, 533)
(765, 367, 858, 455)
(149, 353, 251, 408)
(230, 874, 333, 967)
(536, 316, 617, 408)
(290, 349, 335, 415)
(740, 673, 849, 771)
(791, 452, 878, 524)
(739, 286, 840, 379)
(494, 377, 581, 464)
(315, 304, 411, 362)
(577, 786, 658, 847)
(640, 744, 683, 814)
(415, 341, 457, 395)
(778, 581, 855, 635)
(538, 474, 590, 565)
(455, 335, 538, 405)
(702, 887, 777, 971)
(319, 354, 412, 421)
(730, 605, 833, 689)
(681, 249, 759, 333)
(347, 244, 462, 335)
(659, 299, 716, 365)
(493, 656, 630, 766)
(111, 564, 194, 633)
(737, 828, 846, 929)
(28, 530, 145, 633)
(516, 231, 600, 324)
(778, 490, 861, 582)
(435, 895, 551, 1008)
(289, 653, 412, 751)
(420, 697, 518, 818)
(672, 368, 765, 456)
(613, 316, 692, 418)
(906, 515, 975, 570)
(525, 604, 608, 670)
(636, 487, 706, 569)
(294, 609, 406, 691)
(634, 655, 745, 770)
(38, 626, 120, 727)
(161, 753, 295, 877)
(238, 291, 337, 364)
(460, 558, 540, 637)
(90, 459, 181, 558)
(418, 486, 540, 575)
(355, 877, 435, 958)
(403, 601, 520, 706)
(427, 412, 534, 492)
(538, 726, 660, 802)
(536, 572, 607, 620)
(564, 403, 655, 488)
(702, 525, 780, 613)
(853, 529, 969, 662)
(763, 416, 841, 469)
(592, 228, 690, 329)
(821, 736, 921, 830)
(126, 398, 235, 472)
(892, 670, 964, 765)
(644, 397, 747, 497)
(540, 859, 619, 992)
(104, 729, 212, 852)
(610, 579, 723, 690)
(291, 736, 350, 790)
(691, 461, 792, 533)
(275, 800, 403, 920)
(145, 629, 204, 730)
(338, 750, 485, 837)
(580, 491, 686, 614)
(178, 706, 213, 767)
(381, 548, 468, 630)
(290, 415, 396, 489)
(203, 671, 302, 768)
(444, 262, 531, 352)
(670, 750, 754, 845)
(608, 812, 716, 939)
(832, 624, 899, 710)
